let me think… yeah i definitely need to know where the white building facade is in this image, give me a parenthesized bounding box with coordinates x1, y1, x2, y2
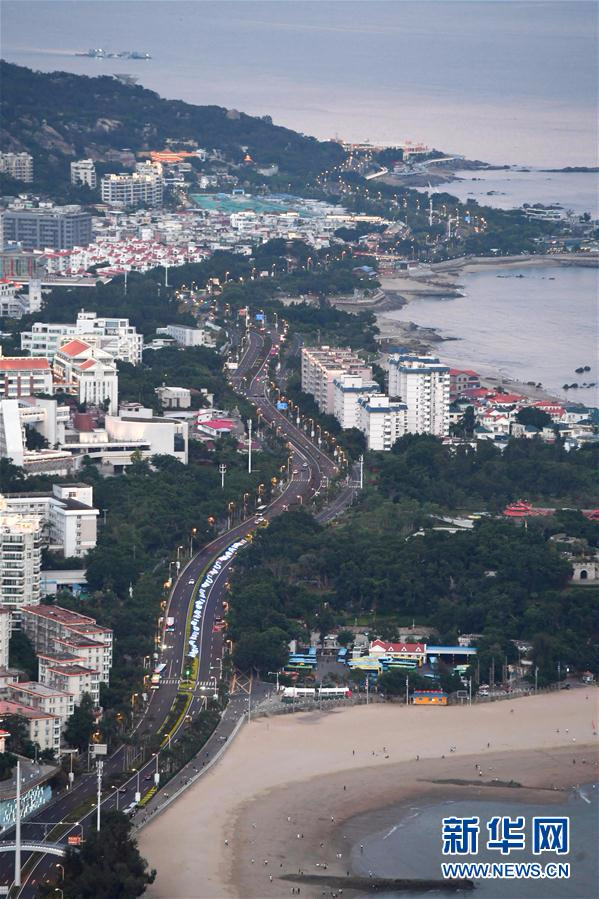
(21, 311, 143, 365)
(160, 324, 216, 348)
(0, 356, 53, 399)
(388, 354, 450, 436)
(0, 504, 42, 619)
(3, 484, 98, 558)
(0, 152, 33, 182)
(333, 375, 380, 429)
(0, 609, 10, 669)
(70, 159, 97, 189)
(356, 394, 408, 451)
(53, 339, 118, 414)
(301, 346, 373, 416)
(101, 172, 163, 208)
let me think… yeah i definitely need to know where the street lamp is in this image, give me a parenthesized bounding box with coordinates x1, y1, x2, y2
(189, 527, 197, 557)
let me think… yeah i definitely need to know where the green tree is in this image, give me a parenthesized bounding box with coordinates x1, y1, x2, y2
(0, 752, 17, 781)
(38, 810, 155, 898)
(378, 668, 429, 696)
(64, 693, 95, 752)
(9, 631, 38, 680)
(336, 630, 354, 647)
(516, 407, 553, 430)
(233, 628, 289, 674)
(0, 716, 36, 759)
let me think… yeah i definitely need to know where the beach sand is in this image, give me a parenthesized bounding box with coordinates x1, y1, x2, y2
(139, 691, 598, 899)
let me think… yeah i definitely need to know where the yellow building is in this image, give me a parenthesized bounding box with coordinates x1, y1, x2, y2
(412, 691, 447, 706)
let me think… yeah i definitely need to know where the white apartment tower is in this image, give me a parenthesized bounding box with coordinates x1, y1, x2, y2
(356, 393, 408, 451)
(301, 346, 373, 416)
(0, 501, 42, 620)
(0, 152, 33, 182)
(0, 609, 11, 668)
(388, 354, 450, 436)
(333, 374, 380, 429)
(70, 159, 97, 189)
(101, 172, 163, 208)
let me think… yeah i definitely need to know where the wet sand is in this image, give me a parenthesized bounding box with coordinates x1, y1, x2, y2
(139, 691, 598, 899)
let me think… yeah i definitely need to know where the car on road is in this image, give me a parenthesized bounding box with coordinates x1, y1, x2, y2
(188, 578, 195, 584)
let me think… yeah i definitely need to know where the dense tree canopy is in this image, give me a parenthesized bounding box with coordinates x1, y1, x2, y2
(38, 811, 155, 898)
(226, 466, 599, 682)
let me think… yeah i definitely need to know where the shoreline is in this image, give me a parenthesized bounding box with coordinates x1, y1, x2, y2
(366, 257, 597, 404)
(138, 692, 599, 899)
(233, 746, 597, 899)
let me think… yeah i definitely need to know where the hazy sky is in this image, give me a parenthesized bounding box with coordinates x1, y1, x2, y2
(2, 1, 598, 166)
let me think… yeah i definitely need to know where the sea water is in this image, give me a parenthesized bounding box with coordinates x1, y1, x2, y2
(384, 264, 599, 407)
(350, 783, 599, 899)
(414, 169, 599, 220)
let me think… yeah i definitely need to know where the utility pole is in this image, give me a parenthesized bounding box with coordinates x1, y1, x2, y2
(359, 454, 364, 489)
(96, 760, 103, 832)
(405, 675, 409, 706)
(219, 463, 226, 489)
(247, 419, 252, 474)
(15, 759, 21, 887)
(535, 666, 538, 693)
(468, 677, 472, 706)
(124, 269, 128, 295)
(164, 263, 169, 288)
(365, 676, 369, 705)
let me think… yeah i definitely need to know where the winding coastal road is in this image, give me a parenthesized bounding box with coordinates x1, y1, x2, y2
(3, 325, 357, 894)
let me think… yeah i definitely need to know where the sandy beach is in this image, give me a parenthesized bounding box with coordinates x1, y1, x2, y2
(139, 691, 598, 899)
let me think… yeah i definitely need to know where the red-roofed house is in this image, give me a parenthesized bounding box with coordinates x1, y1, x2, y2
(450, 368, 480, 400)
(0, 353, 53, 398)
(532, 401, 566, 420)
(369, 639, 426, 664)
(196, 418, 234, 438)
(487, 393, 524, 406)
(54, 340, 118, 413)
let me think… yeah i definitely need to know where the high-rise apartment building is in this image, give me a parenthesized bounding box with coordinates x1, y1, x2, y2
(70, 159, 97, 189)
(333, 374, 380, 429)
(0, 609, 11, 669)
(101, 172, 163, 208)
(388, 354, 450, 436)
(0, 152, 33, 183)
(356, 393, 408, 451)
(301, 346, 373, 416)
(3, 484, 99, 559)
(0, 503, 42, 620)
(1, 206, 92, 250)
